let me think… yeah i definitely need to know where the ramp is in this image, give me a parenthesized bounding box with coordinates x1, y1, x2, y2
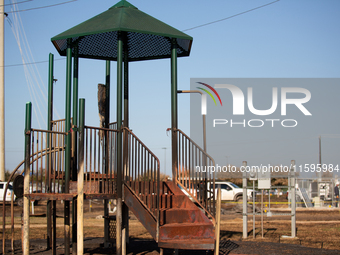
(298, 188, 313, 207)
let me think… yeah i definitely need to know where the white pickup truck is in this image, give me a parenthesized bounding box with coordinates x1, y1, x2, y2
(214, 181, 255, 201)
(180, 181, 255, 202)
(0, 182, 16, 203)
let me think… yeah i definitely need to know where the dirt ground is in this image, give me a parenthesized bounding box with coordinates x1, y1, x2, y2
(1, 197, 340, 254)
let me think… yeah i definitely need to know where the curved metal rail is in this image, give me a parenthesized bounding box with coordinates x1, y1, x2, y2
(2, 140, 66, 254)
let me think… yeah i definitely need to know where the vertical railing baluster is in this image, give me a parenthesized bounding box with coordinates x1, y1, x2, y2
(110, 131, 113, 194)
(53, 132, 56, 193)
(134, 137, 137, 193)
(96, 129, 100, 193)
(89, 128, 93, 193)
(85, 128, 88, 192)
(40, 132, 43, 192)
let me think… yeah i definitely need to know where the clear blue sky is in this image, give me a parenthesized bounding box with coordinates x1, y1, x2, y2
(4, 0, 340, 177)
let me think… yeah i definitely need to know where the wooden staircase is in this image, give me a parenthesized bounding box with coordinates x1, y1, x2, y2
(124, 180, 215, 251)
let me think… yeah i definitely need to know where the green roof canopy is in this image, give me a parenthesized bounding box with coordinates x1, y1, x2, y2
(51, 0, 193, 62)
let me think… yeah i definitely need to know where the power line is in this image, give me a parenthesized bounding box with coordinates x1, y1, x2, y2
(5, 0, 77, 13)
(3, 0, 280, 67)
(182, 0, 280, 32)
(1, 0, 32, 7)
(3, 58, 64, 67)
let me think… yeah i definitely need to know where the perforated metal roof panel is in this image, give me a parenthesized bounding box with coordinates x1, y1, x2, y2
(51, 0, 193, 61)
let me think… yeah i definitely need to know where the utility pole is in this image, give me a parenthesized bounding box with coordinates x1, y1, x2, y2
(0, 0, 5, 181)
(319, 136, 322, 173)
(318, 136, 322, 197)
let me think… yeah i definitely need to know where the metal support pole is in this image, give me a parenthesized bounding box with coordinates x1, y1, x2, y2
(288, 170, 291, 209)
(122, 32, 129, 253)
(72, 46, 79, 177)
(123, 34, 129, 129)
(105, 61, 110, 125)
(122, 203, 129, 253)
(214, 187, 221, 255)
(23, 102, 32, 255)
(176, 90, 207, 204)
(269, 187, 271, 212)
(261, 190, 263, 238)
(253, 180, 255, 238)
(47, 54, 57, 255)
(72, 45, 79, 255)
(0, 0, 5, 182)
(52, 200, 56, 255)
(104, 60, 110, 247)
(77, 99, 85, 255)
(116, 32, 123, 255)
(318, 136, 322, 196)
(177, 90, 206, 151)
(11, 191, 14, 251)
(47, 53, 54, 250)
(171, 39, 178, 185)
(242, 161, 248, 239)
(64, 39, 73, 255)
(291, 160, 296, 237)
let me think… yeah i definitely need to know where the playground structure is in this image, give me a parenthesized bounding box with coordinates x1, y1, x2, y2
(2, 1, 218, 254)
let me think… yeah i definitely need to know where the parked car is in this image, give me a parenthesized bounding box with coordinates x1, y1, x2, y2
(0, 182, 16, 204)
(212, 181, 256, 202)
(179, 181, 256, 202)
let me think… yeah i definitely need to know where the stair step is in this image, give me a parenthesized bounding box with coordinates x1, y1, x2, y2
(158, 238, 215, 250)
(159, 222, 214, 241)
(139, 193, 195, 210)
(160, 208, 209, 225)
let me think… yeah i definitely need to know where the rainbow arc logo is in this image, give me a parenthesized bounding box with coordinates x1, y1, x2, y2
(197, 82, 223, 115)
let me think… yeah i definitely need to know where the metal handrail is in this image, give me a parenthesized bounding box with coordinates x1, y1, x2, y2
(108, 120, 123, 130)
(29, 129, 67, 195)
(83, 125, 118, 194)
(122, 127, 160, 241)
(175, 129, 216, 222)
(51, 118, 72, 133)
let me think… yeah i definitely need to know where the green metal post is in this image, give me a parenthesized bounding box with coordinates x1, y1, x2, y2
(64, 39, 72, 255)
(72, 45, 78, 255)
(104, 60, 110, 247)
(116, 32, 123, 255)
(72, 45, 79, 178)
(23, 102, 32, 255)
(47, 53, 54, 250)
(77, 98, 85, 255)
(123, 34, 129, 129)
(171, 39, 178, 185)
(47, 53, 54, 129)
(105, 60, 110, 127)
